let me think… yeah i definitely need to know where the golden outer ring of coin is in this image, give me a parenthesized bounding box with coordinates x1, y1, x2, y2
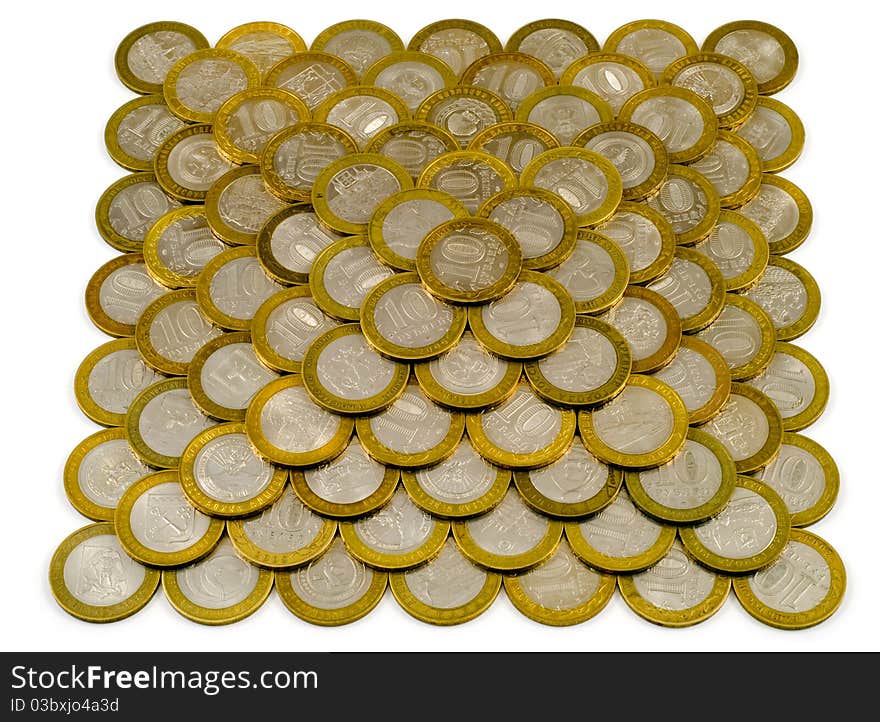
(409, 19, 503, 60)
(417, 149, 518, 197)
(162, 559, 274, 625)
(364, 120, 460, 169)
(603, 19, 699, 66)
(618, 562, 731, 628)
(618, 86, 717, 165)
(245, 374, 354, 467)
(564, 514, 677, 574)
(748, 174, 813, 255)
(401, 458, 511, 519)
(260, 122, 359, 204)
(204, 165, 281, 247)
(523, 316, 632, 407)
(654, 164, 722, 245)
(195, 246, 268, 331)
(415, 86, 513, 139)
(573, 121, 669, 202)
(416, 217, 523, 304)
(453, 508, 564, 572)
(468, 270, 577, 360)
(255, 204, 332, 285)
(313, 85, 413, 142)
(339, 513, 450, 571)
(187, 331, 264, 421)
(702, 20, 799, 96)
(275, 543, 388, 626)
(63, 427, 146, 521)
(695, 130, 764, 209)
(85, 253, 155, 337)
(468, 121, 560, 160)
(614, 285, 683, 374)
(506, 19, 600, 57)
(104, 95, 182, 172)
(49, 522, 161, 623)
(73, 337, 151, 427)
(301, 324, 410, 414)
(308, 236, 384, 322)
(559, 52, 656, 102)
(680, 474, 791, 574)
(476, 186, 579, 272)
(178, 422, 288, 518)
(227, 507, 337, 569)
(134, 288, 213, 376)
(162, 48, 261, 124)
(625, 427, 738, 524)
(753, 432, 839, 528)
(732, 528, 845, 629)
(363, 50, 457, 92)
(310, 19, 404, 67)
(713, 383, 784, 474)
(519, 147, 624, 228)
(216, 21, 307, 74)
(665, 334, 732, 426)
(214, 88, 311, 165)
(114, 470, 225, 567)
(738, 96, 804, 173)
(263, 52, 358, 100)
(695, 210, 768, 293)
(515, 85, 614, 136)
(709, 293, 776, 381)
(96, 172, 176, 253)
(142, 205, 217, 289)
(368, 188, 469, 271)
(470, 50, 558, 107)
(250, 287, 325, 374)
(662, 246, 727, 332)
(595, 204, 673, 287)
(753, 342, 829, 432)
(360, 272, 468, 362)
(153, 124, 227, 203)
(311, 152, 414, 234)
(114, 21, 210, 95)
(289, 457, 399, 519)
(754, 256, 821, 341)
(578, 374, 689, 469)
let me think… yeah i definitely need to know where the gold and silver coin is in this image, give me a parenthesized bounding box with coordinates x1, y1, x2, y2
(85, 254, 166, 337)
(515, 85, 613, 145)
(735, 96, 804, 173)
(695, 293, 776, 381)
(96, 172, 182, 253)
(738, 174, 812, 255)
(603, 19, 698, 78)
(415, 86, 513, 148)
(310, 19, 404, 79)
(362, 51, 457, 113)
(154, 124, 236, 203)
(215, 21, 306, 77)
(142, 205, 226, 289)
(365, 120, 459, 178)
(744, 256, 820, 341)
(459, 52, 555, 112)
(687, 130, 763, 209)
(646, 246, 725, 333)
(417, 149, 517, 213)
(409, 19, 502, 76)
(115, 21, 209, 95)
(314, 86, 411, 149)
(645, 164, 720, 245)
(561, 53, 655, 116)
(545, 230, 629, 314)
(691, 210, 768, 292)
(468, 121, 559, 175)
(506, 20, 599, 79)
(204, 166, 287, 247)
(105, 95, 186, 172)
(264, 52, 358, 111)
(594, 202, 674, 285)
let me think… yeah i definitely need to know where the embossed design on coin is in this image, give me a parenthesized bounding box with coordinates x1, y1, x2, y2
(527, 442, 612, 504)
(86, 346, 162, 418)
(123, 25, 204, 88)
(703, 392, 770, 463)
(634, 437, 726, 510)
(571, 488, 664, 558)
(511, 22, 597, 78)
(652, 336, 729, 424)
(313, 22, 403, 77)
(76, 437, 152, 510)
(174, 537, 260, 610)
(267, 53, 357, 111)
(203, 252, 283, 327)
(427, 332, 509, 398)
(262, 208, 346, 282)
(693, 486, 778, 559)
(481, 386, 564, 455)
(464, 489, 552, 557)
(289, 538, 376, 610)
(746, 349, 816, 421)
(592, 386, 674, 455)
(192, 433, 273, 503)
(304, 437, 388, 505)
(62, 532, 148, 608)
(145, 296, 223, 369)
(366, 122, 457, 177)
(630, 539, 720, 612)
(258, 385, 343, 454)
(368, 386, 453, 455)
(370, 278, 457, 349)
(136, 386, 217, 460)
(103, 176, 182, 249)
(744, 263, 811, 335)
(161, 126, 236, 198)
(319, 158, 408, 230)
(351, 488, 435, 554)
(260, 291, 341, 370)
(238, 487, 327, 556)
(564, 55, 651, 114)
(110, 98, 187, 168)
(413, 438, 500, 505)
(419, 152, 516, 213)
(128, 480, 212, 553)
(516, 539, 604, 610)
(197, 341, 277, 412)
(210, 172, 286, 242)
(317, 242, 396, 318)
(696, 297, 772, 378)
(97, 261, 166, 328)
(403, 540, 488, 609)
(536, 325, 617, 393)
(483, 280, 561, 346)
(410, 22, 499, 75)
(602, 295, 670, 365)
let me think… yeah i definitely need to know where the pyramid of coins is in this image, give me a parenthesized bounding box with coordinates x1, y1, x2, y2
(52, 18, 845, 629)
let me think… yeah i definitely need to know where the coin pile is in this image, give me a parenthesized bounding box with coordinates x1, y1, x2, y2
(52, 18, 844, 629)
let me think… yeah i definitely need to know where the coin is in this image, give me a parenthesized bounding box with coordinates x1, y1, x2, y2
(355, 381, 465, 468)
(468, 121, 559, 175)
(618, 539, 731, 627)
(162, 536, 274, 625)
(314, 86, 411, 149)
(506, 19, 599, 79)
(594, 202, 674, 285)
(154, 124, 235, 203)
(49, 522, 160, 623)
(645, 164, 721, 245)
(417, 149, 517, 213)
(460, 52, 554, 111)
(96, 172, 182, 253)
(603, 19, 698, 78)
(364, 120, 459, 178)
(750, 432, 839, 528)
(735, 98, 802, 174)
(651, 335, 731, 425)
(390, 538, 501, 624)
(215, 21, 306, 77)
(360, 272, 467, 361)
(513, 437, 623, 518)
(695, 293, 775, 381)
(408, 19, 502, 76)
(744, 342, 829, 432)
(290, 435, 399, 518)
(301, 325, 409, 414)
(362, 51, 457, 112)
(523, 316, 631, 407)
(738, 174, 812, 255)
(687, 130, 763, 209)
(699, 382, 783, 474)
(104, 95, 186, 172)
(63, 427, 153, 522)
(466, 382, 577, 469)
(85, 254, 166, 337)
(680, 475, 790, 573)
(204, 166, 287, 247)
(515, 85, 613, 145)
(114, 469, 224, 567)
(578, 374, 689, 469)
(275, 536, 387, 625)
(264, 52, 358, 111)
(401, 435, 511, 518)
(468, 270, 576, 360)
(114, 21, 209, 95)
(227, 486, 337, 569)
(142, 205, 226, 289)
(74, 337, 164, 427)
(646, 246, 726, 332)
(625, 428, 737, 524)
(691, 210, 769, 292)
(310, 19, 404, 78)
(415, 85, 513, 148)
(744, 256, 820, 341)
(135, 289, 222, 376)
(564, 486, 677, 572)
(244, 375, 353, 467)
(560, 53, 655, 116)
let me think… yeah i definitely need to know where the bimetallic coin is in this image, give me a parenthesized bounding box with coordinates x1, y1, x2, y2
(506, 19, 600, 79)
(63, 428, 153, 522)
(625, 428, 737, 524)
(227, 486, 336, 569)
(680, 475, 790, 573)
(204, 166, 287, 247)
(696, 293, 776, 381)
(408, 19, 502, 76)
(515, 85, 613, 146)
(135, 289, 222, 376)
(645, 165, 721, 245)
(560, 53, 655, 116)
(390, 538, 501, 624)
(85, 254, 166, 337)
(187, 332, 278, 421)
(692, 210, 769, 292)
(652, 335, 731, 425)
(114, 469, 224, 567)
(735, 97, 804, 173)
(362, 51, 457, 112)
(603, 19, 698, 78)
(314, 85, 411, 149)
(739, 174, 812, 255)
(49, 522, 160, 623)
(466, 383, 577, 469)
(417, 149, 517, 214)
(74, 337, 164, 427)
(744, 343, 829, 432)
(301, 325, 409, 415)
(154, 124, 235, 203)
(215, 21, 306, 77)
(415, 85, 513, 148)
(264, 52, 358, 111)
(647, 247, 726, 332)
(564, 487, 677, 573)
(364, 120, 459, 178)
(96, 172, 182, 253)
(310, 19, 404, 78)
(468, 121, 559, 175)
(594, 202, 675, 285)
(524, 316, 631, 407)
(339, 485, 449, 570)
(459, 52, 555, 112)
(355, 381, 465, 468)
(162, 536, 273, 625)
(700, 383, 784, 474)
(401, 435, 511, 518)
(744, 256, 820, 341)
(114, 21, 209, 95)
(105, 95, 186, 171)
(618, 539, 731, 627)
(688, 130, 763, 209)
(275, 536, 387, 625)
(579, 374, 689, 469)
(751, 432, 839, 528)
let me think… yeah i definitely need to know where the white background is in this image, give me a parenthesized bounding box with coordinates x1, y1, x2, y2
(3, 0, 878, 652)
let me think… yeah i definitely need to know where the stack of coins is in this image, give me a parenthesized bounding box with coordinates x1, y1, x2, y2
(53, 18, 844, 629)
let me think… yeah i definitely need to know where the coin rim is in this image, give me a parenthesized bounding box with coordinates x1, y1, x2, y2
(96, 172, 178, 253)
(142, 205, 222, 289)
(85, 253, 160, 337)
(603, 19, 699, 74)
(114, 21, 210, 95)
(215, 21, 307, 76)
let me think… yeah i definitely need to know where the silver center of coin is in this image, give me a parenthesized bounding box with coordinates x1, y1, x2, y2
(265, 297, 340, 362)
(166, 134, 235, 191)
(538, 326, 617, 392)
(375, 130, 449, 176)
(471, 62, 545, 111)
(753, 442, 825, 514)
(223, 97, 300, 155)
(63, 533, 147, 607)
(138, 388, 217, 457)
(638, 438, 724, 509)
(242, 487, 326, 553)
(746, 351, 815, 419)
(270, 212, 344, 273)
(316, 333, 398, 400)
(616, 29, 687, 76)
(518, 29, 589, 78)
(382, 199, 456, 260)
(78, 439, 152, 507)
(117, 103, 186, 161)
(527, 95, 602, 145)
(745, 266, 807, 329)
(427, 97, 499, 147)
(259, 386, 341, 452)
(740, 184, 799, 244)
(602, 296, 668, 360)
(88, 348, 163, 415)
(127, 31, 196, 84)
(647, 175, 709, 234)
(694, 219, 756, 279)
(353, 488, 435, 554)
(465, 489, 549, 556)
(428, 332, 508, 396)
(326, 164, 402, 223)
(323, 247, 394, 309)
(109, 181, 181, 242)
(274, 60, 350, 110)
(414, 438, 498, 504)
(289, 538, 375, 609)
(693, 487, 777, 558)
(99, 264, 165, 325)
(326, 95, 400, 147)
(479, 129, 551, 173)
(372, 282, 454, 348)
(375, 62, 447, 111)
(428, 227, 510, 292)
(304, 437, 386, 504)
(199, 342, 277, 409)
(549, 237, 618, 302)
(226, 33, 295, 74)
(748, 540, 831, 612)
(575, 487, 663, 556)
(174, 58, 249, 114)
(155, 214, 225, 278)
(652, 345, 717, 413)
(703, 393, 770, 461)
(586, 131, 656, 189)
(149, 300, 222, 363)
(481, 387, 563, 454)
(632, 539, 717, 610)
(404, 540, 487, 609)
(488, 195, 565, 259)
(418, 30, 490, 76)
(630, 97, 705, 154)
(674, 63, 745, 116)
(218, 175, 285, 234)
(370, 387, 453, 454)
(648, 257, 713, 319)
(481, 281, 562, 346)
(715, 30, 785, 84)
(128, 481, 212, 552)
(176, 538, 259, 609)
(193, 433, 274, 502)
(528, 441, 610, 503)
(738, 106, 792, 162)
(690, 140, 751, 197)
(209, 257, 282, 319)
(322, 30, 392, 76)
(696, 304, 763, 368)
(532, 157, 609, 216)
(427, 160, 508, 213)
(592, 385, 674, 454)
(599, 211, 662, 273)
(273, 131, 349, 189)
(571, 62, 646, 114)
(518, 539, 603, 610)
